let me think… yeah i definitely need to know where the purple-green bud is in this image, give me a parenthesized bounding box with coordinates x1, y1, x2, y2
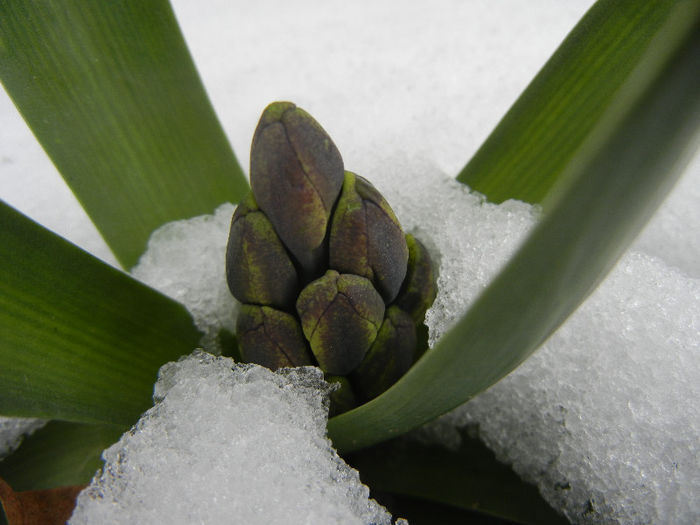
(236, 304, 313, 370)
(227, 102, 439, 415)
(329, 172, 408, 303)
(225, 192, 299, 310)
(250, 102, 344, 275)
(394, 234, 438, 323)
(352, 306, 416, 401)
(296, 270, 385, 375)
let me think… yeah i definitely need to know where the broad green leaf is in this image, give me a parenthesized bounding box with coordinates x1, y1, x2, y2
(0, 202, 201, 424)
(348, 436, 566, 524)
(328, 4, 700, 453)
(457, 0, 693, 204)
(0, 421, 123, 491)
(0, 0, 248, 268)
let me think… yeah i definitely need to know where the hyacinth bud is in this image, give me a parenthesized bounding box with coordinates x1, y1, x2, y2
(352, 306, 416, 401)
(225, 193, 299, 310)
(250, 101, 344, 275)
(296, 270, 384, 375)
(236, 305, 313, 370)
(329, 172, 408, 303)
(395, 234, 438, 323)
(227, 102, 439, 415)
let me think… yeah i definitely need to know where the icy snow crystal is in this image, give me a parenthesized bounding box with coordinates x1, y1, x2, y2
(70, 352, 393, 525)
(418, 250, 700, 524)
(131, 203, 240, 353)
(632, 153, 700, 278)
(0, 417, 46, 459)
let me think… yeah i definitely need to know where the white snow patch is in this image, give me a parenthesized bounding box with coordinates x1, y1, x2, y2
(632, 153, 700, 278)
(417, 251, 700, 524)
(131, 203, 239, 353)
(377, 164, 539, 346)
(0, 417, 46, 459)
(70, 351, 395, 525)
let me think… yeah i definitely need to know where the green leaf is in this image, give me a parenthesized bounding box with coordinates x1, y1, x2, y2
(348, 435, 567, 524)
(328, 4, 700, 452)
(456, 0, 695, 204)
(0, 0, 248, 268)
(0, 201, 202, 425)
(0, 421, 123, 491)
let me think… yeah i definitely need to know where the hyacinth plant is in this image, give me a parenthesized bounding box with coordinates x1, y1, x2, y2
(1, 0, 699, 523)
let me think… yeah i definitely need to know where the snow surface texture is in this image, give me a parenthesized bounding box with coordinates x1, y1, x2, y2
(416, 251, 700, 524)
(70, 352, 396, 525)
(131, 203, 239, 353)
(631, 152, 700, 278)
(0, 417, 46, 460)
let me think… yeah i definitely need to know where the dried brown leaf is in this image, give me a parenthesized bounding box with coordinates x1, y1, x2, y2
(0, 477, 85, 525)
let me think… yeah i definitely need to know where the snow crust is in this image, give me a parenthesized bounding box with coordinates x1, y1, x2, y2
(0, 417, 46, 459)
(417, 251, 700, 524)
(131, 203, 239, 352)
(70, 352, 394, 525)
(631, 153, 700, 278)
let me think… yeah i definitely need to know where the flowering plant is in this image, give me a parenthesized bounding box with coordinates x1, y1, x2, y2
(0, 0, 698, 522)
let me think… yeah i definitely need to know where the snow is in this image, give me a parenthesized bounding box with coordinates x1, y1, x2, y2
(131, 203, 239, 353)
(631, 153, 700, 278)
(0, 417, 46, 460)
(1, 0, 699, 524)
(69, 352, 395, 525)
(416, 250, 700, 523)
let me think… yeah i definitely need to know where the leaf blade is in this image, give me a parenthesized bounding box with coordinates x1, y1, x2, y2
(348, 436, 567, 524)
(0, 201, 201, 425)
(0, 422, 122, 491)
(456, 0, 693, 204)
(329, 5, 700, 452)
(0, 0, 248, 268)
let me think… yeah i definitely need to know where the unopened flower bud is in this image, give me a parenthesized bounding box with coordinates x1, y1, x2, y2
(352, 306, 416, 401)
(226, 193, 299, 309)
(228, 102, 439, 415)
(395, 234, 438, 323)
(250, 101, 344, 274)
(329, 172, 408, 303)
(236, 305, 313, 370)
(296, 270, 384, 375)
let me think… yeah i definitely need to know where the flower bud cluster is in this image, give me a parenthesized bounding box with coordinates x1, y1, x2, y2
(226, 102, 436, 414)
